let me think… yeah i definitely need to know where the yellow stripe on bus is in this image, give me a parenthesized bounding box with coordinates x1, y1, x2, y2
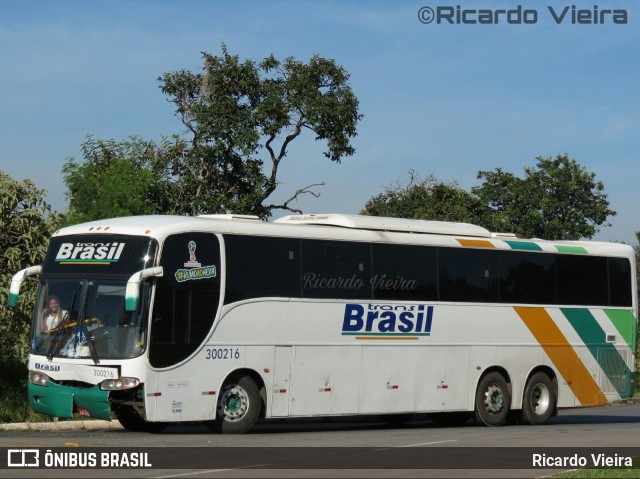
(355, 336, 419, 340)
(514, 306, 607, 406)
(456, 239, 495, 248)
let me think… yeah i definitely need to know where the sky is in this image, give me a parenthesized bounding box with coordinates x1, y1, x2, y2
(0, 0, 638, 243)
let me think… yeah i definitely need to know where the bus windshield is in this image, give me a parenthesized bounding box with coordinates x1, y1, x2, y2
(32, 278, 150, 360)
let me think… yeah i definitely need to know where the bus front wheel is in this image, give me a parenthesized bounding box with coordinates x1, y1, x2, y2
(113, 405, 167, 433)
(210, 375, 260, 434)
(521, 372, 555, 425)
(474, 372, 511, 426)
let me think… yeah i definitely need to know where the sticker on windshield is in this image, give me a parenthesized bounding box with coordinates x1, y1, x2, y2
(175, 266, 217, 282)
(175, 240, 217, 282)
(184, 240, 201, 268)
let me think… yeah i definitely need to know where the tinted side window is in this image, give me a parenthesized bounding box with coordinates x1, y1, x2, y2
(224, 235, 300, 304)
(150, 233, 221, 368)
(608, 257, 632, 307)
(439, 248, 498, 303)
(498, 251, 556, 304)
(301, 240, 371, 299)
(557, 255, 607, 306)
(372, 244, 437, 301)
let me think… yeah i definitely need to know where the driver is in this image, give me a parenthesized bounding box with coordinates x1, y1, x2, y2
(39, 295, 66, 333)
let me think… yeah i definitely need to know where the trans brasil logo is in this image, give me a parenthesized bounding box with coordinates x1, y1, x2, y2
(342, 303, 434, 339)
(55, 242, 125, 264)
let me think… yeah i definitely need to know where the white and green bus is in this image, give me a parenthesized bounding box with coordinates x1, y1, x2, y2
(9, 213, 637, 433)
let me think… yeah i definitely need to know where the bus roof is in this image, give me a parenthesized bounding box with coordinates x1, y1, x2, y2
(51, 214, 634, 259)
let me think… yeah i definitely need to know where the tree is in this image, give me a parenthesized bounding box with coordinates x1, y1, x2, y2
(473, 154, 615, 240)
(0, 171, 57, 362)
(361, 170, 492, 225)
(63, 47, 362, 222)
(62, 135, 176, 225)
(158, 44, 362, 217)
(362, 155, 615, 241)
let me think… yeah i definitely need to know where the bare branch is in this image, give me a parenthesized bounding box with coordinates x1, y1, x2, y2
(265, 135, 277, 163)
(266, 182, 325, 214)
(263, 118, 305, 201)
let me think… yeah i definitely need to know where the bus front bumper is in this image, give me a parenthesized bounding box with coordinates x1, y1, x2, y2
(29, 382, 111, 420)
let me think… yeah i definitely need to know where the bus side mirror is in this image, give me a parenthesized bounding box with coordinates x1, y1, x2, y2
(125, 267, 163, 312)
(8, 266, 42, 307)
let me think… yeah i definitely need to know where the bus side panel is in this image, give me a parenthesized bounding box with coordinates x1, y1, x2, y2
(415, 346, 470, 412)
(359, 346, 417, 414)
(289, 345, 361, 417)
(143, 372, 159, 421)
(270, 346, 292, 417)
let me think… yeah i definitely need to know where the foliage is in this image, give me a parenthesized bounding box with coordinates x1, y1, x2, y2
(63, 46, 361, 222)
(61, 136, 176, 226)
(157, 44, 362, 218)
(552, 456, 640, 478)
(361, 170, 492, 225)
(363, 155, 615, 241)
(473, 154, 615, 240)
(0, 171, 58, 363)
(0, 357, 52, 423)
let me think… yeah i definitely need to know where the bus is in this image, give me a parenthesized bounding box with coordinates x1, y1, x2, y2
(9, 213, 638, 433)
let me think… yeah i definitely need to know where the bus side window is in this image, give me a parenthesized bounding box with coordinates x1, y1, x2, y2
(149, 233, 221, 368)
(371, 243, 438, 301)
(438, 247, 499, 303)
(224, 235, 300, 303)
(301, 240, 372, 300)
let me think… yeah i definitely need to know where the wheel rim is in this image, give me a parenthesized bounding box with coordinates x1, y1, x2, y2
(529, 382, 551, 416)
(219, 384, 250, 422)
(483, 384, 505, 414)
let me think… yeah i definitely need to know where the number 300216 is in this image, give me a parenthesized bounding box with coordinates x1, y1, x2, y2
(205, 348, 240, 360)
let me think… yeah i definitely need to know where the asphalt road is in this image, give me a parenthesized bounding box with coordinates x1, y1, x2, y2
(2, 404, 639, 478)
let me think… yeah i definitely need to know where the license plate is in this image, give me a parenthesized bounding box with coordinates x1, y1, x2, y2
(77, 407, 91, 417)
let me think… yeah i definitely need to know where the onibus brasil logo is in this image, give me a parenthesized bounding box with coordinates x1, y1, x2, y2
(342, 303, 434, 339)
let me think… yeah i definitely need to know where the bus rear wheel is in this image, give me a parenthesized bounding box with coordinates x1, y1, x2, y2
(522, 372, 555, 425)
(210, 375, 260, 434)
(474, 372, 510, 426)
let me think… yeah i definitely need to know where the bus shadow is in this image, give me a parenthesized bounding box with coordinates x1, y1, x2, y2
(550, 413, 640, 425)
(157, 415, 476, 435)
(151, 410, 640, 434)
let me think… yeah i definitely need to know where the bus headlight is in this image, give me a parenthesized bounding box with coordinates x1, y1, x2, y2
(100, 377, 140, 391)
(29, 371, 50, 387)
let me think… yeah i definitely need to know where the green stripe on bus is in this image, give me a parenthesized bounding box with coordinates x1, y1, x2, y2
(555, 245, 588, 254)
(605, 310, 637, 350)
(8, 292, 19, 308)
(561, 308, 631, 397)
(503, 241, 543, 251)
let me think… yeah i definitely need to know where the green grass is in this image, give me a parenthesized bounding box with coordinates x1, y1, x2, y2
(552, 457, 640, 478)
(0, 358, 53, 423)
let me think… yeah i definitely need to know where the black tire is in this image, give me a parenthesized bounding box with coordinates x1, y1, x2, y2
(474, 372, 511, 426)
(210, 375, 261, 434)
(113, 405, 167, 433)
(521, 372, 555, 425)
(429, 412, 471, 426)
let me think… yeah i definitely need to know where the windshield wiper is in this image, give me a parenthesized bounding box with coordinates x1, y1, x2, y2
(79, 318, 100, 365)
(77, 292, 100, 365)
